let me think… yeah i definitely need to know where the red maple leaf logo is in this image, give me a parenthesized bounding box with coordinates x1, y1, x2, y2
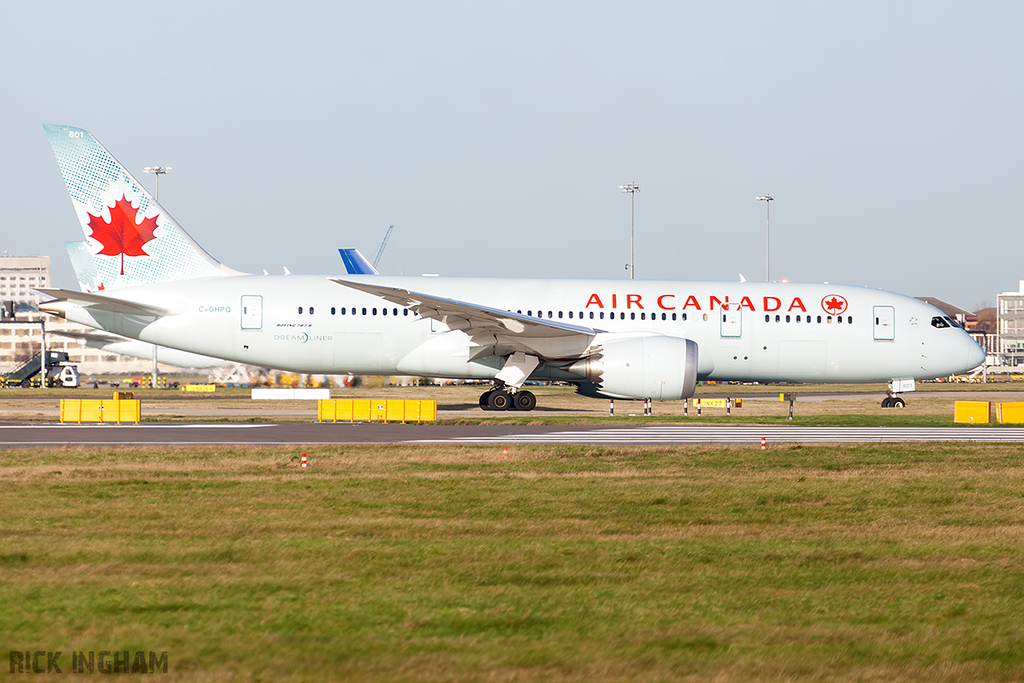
(822, 295, 848, 315)
(86, 195, 159, 275)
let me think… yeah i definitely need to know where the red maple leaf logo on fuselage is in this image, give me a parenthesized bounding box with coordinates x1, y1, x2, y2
(87, 195, 159, 275)
(821, 295, 848, 315)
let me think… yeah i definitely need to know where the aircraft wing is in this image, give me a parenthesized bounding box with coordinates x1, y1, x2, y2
(331, 279, 603, 359)
(35, 288, 178, 317)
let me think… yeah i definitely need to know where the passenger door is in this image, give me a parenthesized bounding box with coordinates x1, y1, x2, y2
(241, 295, 263, 330)
(873, 306, 894, 340)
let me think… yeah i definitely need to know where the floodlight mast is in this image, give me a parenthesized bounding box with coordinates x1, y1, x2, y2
(143, 165, 172, 389)
(756, 194, 773, 281)
(620, 182, 640, 279)
(143, 165, 172, 201)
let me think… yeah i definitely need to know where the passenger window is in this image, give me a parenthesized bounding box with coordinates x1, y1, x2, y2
(827, 316, 832, 323)
(620, 312, 625, 320)
(600, 312, 604, 319)
(373, 308, 378, 315)
(309, 307, 314, 315)
(775, 314, 780, 322)
(703, 313, 708, 321)
(673, 313, 678, 321)
(640, 313, 645, 320)
(362, 308, 367, 315)
(568, 311, 573, 318)
(796, 315, 801, 322)
(590, 312, 594, 319)
(558, 311, 563, 319)
(382, 308, 387, 316)
(404, 309, 409, 316)
(341, 307, 346, 315)
(837, 316, 842, 324)
(393, 308, 398, 316)
(548, 311, 553, 319)
(817, 315, 822, 323)
(631, 312, 636, 320)
(331, 307, 336, 315)
(765, 314, 770, 322)
(785, 315, 790, 323)
(847, 316, 852, 324)
(527, 310, 532, 316)
(298, 307, 303, 314)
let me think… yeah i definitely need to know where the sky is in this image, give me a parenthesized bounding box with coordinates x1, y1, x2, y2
(1, 1, 1021, 309)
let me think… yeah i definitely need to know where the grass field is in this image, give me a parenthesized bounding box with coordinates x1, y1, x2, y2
(4, 443, 1024, 681)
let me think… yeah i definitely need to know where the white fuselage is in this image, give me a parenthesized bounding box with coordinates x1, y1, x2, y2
(49, 275, 985, 386)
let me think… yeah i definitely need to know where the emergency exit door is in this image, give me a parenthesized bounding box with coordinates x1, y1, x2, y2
(241, 295, 263, 329)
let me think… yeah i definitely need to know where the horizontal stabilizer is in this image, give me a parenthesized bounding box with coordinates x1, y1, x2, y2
(35, 288, 177, 317)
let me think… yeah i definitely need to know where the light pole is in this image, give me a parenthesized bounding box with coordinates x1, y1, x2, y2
(143, 165, 171, 389)
(143, 165, 172, 201)
(756, 194, 773, 281)
(620, 182, 640, 279)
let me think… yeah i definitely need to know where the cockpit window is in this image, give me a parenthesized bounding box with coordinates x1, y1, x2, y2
(931, 316, 950, 328)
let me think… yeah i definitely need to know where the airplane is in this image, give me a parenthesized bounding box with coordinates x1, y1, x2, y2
(37, 124, 985, 411)
(60, 240, 228, 369)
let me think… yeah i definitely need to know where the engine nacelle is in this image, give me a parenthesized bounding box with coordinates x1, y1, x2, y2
(565, 334, 699, 400)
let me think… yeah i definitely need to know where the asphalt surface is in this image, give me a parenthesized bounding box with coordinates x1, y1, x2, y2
(3, 422, 1024, 447)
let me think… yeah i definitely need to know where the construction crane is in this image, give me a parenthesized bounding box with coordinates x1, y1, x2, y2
(373, 225, 394, 269)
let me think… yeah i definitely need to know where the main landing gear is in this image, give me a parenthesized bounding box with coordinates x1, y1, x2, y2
(479, 387, 537, 411)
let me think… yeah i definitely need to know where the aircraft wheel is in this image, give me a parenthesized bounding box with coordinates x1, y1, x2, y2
(479, 391, 493, 410)
(488, 390, 512, 411)
(512, 390, 537, 412)
(891, 397, 906, 408)
(881, 397, 893, 408)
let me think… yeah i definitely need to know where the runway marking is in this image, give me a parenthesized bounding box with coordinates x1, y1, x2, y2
(412, 426, 1024, 444)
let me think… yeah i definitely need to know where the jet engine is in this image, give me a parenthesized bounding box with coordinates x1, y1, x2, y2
(565, 334, 698, 400)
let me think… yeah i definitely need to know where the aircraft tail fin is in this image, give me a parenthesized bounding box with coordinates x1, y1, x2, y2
(339, 248, 379, 275)
(44, 124, 243, 289)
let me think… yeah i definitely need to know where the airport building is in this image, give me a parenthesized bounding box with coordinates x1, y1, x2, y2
(997, 281, 1024, 366)
(0, 254, 188, 377)
(0, 255, 50, 308)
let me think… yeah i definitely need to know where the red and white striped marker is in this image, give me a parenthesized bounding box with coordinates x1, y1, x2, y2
(301, 453, 307, 470)
(760, 437, 766, 450)
(502, 446, 509, 458)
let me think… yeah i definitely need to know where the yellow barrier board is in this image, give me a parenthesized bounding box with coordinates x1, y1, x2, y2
(699, 398, 728, 408)
(183, 384, 216, 392)
(60, 399, 141, 424)
(997, 402, 1024, 424)
(318, 399, 437, 423)
(953, 401, 989, 424)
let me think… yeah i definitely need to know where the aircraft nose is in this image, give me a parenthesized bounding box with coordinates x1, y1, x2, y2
(966, 336, 985, 370)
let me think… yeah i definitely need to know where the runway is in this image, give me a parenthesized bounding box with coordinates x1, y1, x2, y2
(3, 422, 1024, 447)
